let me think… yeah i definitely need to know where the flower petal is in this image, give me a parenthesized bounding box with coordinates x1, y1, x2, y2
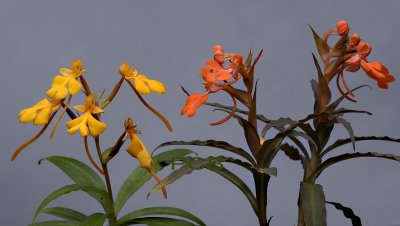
(79, 124, 89, 137)
(67, 78, 82, 95)
(60, 68, 73, 76)
(134, 77, 151, 95)
(126, 135, 145, 157)
(87, 114, 107, 137)
(137, 150, 153, 169)
(66, 114, 86, 129)
(147, 80, 166, 94)
(72, 104, 86, 113)
(54, 86, 69, 100)
(34, 107, 52, 125)
(19, 108, 37, 124)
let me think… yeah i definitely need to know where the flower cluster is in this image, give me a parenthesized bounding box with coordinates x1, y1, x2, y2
(324, 20, 395, 101)
(13, 60, 169, 179)
(181, 45, 243, 123)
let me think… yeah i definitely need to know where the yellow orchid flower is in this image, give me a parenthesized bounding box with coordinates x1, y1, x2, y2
(124, 117, 167, 198)
(19, 98, 61, 125)
(119, 63, 166, 95)
(66, 95, 107, 137)
(46, 59, 86, 100)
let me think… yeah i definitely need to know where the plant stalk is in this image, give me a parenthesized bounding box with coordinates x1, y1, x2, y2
(254, 173, 270, 226)
(95, 137, 117, 226)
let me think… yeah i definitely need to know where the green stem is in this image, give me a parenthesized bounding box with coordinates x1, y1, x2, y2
(95, 137, 117, 226)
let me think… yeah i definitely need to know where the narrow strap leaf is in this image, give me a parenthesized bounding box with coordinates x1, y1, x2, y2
(42, 207, 86, 221)
(117, 207, 206, 226)
(32, 184, 110, 224)
(119, 217, 198, 226)
(153, 140, 256, 165)
(80, 213, 107, 226)
(326, 201, 362, 226)
(28, 221, 79, 226)
(115, 149, 194, 215)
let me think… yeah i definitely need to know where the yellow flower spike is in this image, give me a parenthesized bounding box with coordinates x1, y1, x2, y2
(119, 62, 166, 95)
(18, 98, 61, 125)
(46, 59, 86, 100)
(66, 95, 107, 137)
(124, 117, 168, 199)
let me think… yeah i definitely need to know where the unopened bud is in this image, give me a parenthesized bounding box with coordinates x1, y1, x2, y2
(119, 62, 130, 76)
(336, 20, 349, 36)
(72, 59, 83, 72)
(212, 45, 224, 54)
(348, 33, 360, 47)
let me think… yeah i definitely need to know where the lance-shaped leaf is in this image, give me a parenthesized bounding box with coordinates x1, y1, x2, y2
(260, 136, 285, 168)
(148, 157, 258, 216)
(42, 207, 86, 221)
(244, 49, 253, 70)
(205, 102, 271, 123)
(327, 85, 371, 112)
(29, 221, 79, 226)
(330, 34, 348, 57)
(39, 156, 106, 203)
(119, 217, 198, 226)
(312, 53, 331, 114)
(117, 207, 206, 226)
(326, 201, 362, 226)
(80, 213, 107, 226)
(280, 143, 301, 161)
(115, 149, 194, 214)
(309, 25, 330, 62)
(244, 49, 263, 93)
(232, 114, 260, 158)
(32, 184, 111, 223)
(248, 79, 259, 129)
(153, 140, 256, 165)
(221, 84, 250, 107)
(336, 117, 356, 151)
(310, 152, 400, 181)
(300, 182, 327, 226)
(322, 136, 400, 157)
(260, 117, 297, 139)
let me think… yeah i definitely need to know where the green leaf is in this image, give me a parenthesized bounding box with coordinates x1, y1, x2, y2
(300, 182, 327, 226)
(148, 157, 258, 216)
(326, 201, 362, 226)
(309, 25, 330, 62)
(117, 207, 206, 226)
(32, 184, 111, 224)
(115, 149, 194, 215)
(119, 217, 198, 226)
(39, 156, 106, 201)
(322, 136, 400, 157)
(42, 207, 86, 221)
(29, 221, 79, 226)
(310, 152, 400, 181)
(154, 140, 256, 165)
(80, 213, 107, 226)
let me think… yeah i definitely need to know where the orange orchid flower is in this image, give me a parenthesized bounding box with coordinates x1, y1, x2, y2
(180, 93, 208, 117)
(360, 61, 395, 89)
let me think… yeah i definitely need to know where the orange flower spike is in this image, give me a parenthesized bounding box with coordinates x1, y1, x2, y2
(336, 20, 349, 36)
(205, 59, 232, 81)
(355, 42, 372, 58)
(180, 93, 208, 117)
(360, 61, 395, 89)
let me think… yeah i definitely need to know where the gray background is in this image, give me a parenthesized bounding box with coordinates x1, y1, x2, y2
(1, 1, 400, 225)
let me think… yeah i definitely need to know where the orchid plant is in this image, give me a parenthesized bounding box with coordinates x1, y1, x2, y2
(151, 20, 399, 226)
(12, 61, 205, 226)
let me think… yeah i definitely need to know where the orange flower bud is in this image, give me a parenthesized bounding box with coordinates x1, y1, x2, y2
(336, 20, 349, 36)
(348, 33, 360, 47)
(356, 42, 372, 57)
